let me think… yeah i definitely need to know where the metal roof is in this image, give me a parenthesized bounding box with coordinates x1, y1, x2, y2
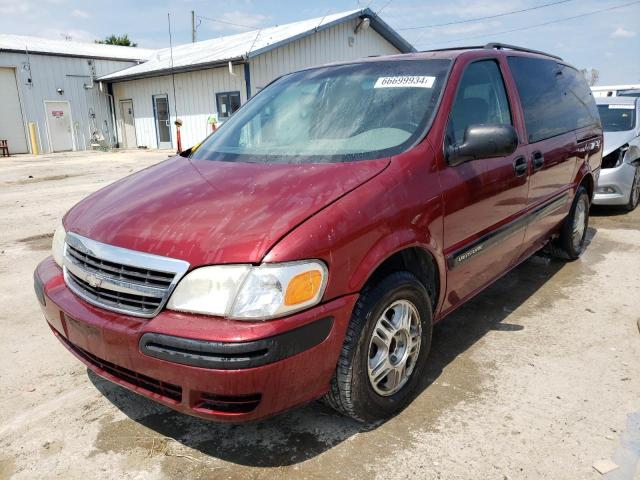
(0, 34, 155, 61)
(99, 8, 414, 82)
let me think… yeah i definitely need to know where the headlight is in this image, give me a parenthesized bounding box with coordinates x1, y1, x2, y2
(51, 222, 66, 267)
(602, 144, 628, 169)
(167, 260, 327, 320)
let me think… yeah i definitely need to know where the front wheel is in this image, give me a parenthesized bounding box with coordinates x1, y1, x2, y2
(323, 272, 433, 422)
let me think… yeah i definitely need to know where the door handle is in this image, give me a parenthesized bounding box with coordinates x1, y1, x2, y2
(531, 151, 544, 170)
(513, 156, 527, 177)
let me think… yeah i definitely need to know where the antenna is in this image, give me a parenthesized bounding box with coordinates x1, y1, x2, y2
(168, 13, 178, 118)
(315, 10, 330, 32)
(247, 29, 262, 57)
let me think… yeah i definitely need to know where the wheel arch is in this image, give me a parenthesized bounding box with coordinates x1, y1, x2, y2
(353, 243, 444, 314)
(580, 171, 595, 201)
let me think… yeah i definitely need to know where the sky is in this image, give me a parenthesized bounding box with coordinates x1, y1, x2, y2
(0, 0, 638, 84)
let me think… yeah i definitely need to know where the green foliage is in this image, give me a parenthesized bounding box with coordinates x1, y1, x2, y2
(95, 34, 137, 47)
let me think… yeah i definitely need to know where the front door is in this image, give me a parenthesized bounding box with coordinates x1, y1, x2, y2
(153, 94, 172, 149)
(439, 59, 529, 312)
(119, 100, 137, 148)
(44, 101, 73, 152)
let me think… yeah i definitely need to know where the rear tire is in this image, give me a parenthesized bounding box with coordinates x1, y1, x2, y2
(548, 186, 590, 261)
(624, 165, 640, 212)
(324, 272, 433, 422)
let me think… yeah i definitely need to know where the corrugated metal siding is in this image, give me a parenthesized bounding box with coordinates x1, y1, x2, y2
(112, 66, 247, 149)
(110, 20, 400, 151)
(250, 19, 399, 92)
(0, 51, 136, 153)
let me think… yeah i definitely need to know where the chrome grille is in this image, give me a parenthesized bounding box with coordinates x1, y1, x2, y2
(66, 244, 175, 288)
(62, 232, 190, 318)
(66, 270, 164, 315)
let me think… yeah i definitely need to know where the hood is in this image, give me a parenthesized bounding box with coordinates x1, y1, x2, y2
(603, 130, 637, 157)
(64, 156, 389, 266)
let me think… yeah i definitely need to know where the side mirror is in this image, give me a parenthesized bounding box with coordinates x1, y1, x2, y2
(446, 124, 518, 166)
(179, 147, 192, 158)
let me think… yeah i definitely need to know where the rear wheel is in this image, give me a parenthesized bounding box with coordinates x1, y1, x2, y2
(548, 186, 590, 260)
(625, 165, 640, 212)
(324, 272, 433, 422)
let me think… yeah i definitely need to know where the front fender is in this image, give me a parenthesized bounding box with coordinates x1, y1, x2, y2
(263, 143, 445, 309)
(625, 144, 640, 164)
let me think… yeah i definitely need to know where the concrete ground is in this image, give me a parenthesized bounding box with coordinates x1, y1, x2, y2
(0, 150, 638, 480)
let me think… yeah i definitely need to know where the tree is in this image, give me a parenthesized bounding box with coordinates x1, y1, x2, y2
(95, 34, 137, 47)
(580, 68, 599, 86)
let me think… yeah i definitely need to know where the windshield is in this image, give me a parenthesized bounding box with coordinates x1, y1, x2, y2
(190, 59, 451, 163)
(598, 104, 636, 132)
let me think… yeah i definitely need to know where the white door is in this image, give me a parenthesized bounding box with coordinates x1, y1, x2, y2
(44, 101, 74, 152)
(119, 100, 137, 148)
(153, 94, 172, 149)
(0, 68, 28, 154)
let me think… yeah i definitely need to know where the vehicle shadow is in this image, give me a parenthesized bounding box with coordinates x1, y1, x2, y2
(89, 250, 570, 468)
(590, 204, 628, 217)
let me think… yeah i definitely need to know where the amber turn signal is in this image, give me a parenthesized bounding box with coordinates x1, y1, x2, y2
(284, 270, 323, 306)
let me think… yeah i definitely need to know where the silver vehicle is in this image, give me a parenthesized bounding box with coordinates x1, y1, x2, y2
(594, 97, 640, 211)
(592, 84, 640, 98)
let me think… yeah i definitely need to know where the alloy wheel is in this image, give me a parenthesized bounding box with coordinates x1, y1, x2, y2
(367, 299, 422, 396)
(572, 197, 587, 250)
(631, 167, 640, 208)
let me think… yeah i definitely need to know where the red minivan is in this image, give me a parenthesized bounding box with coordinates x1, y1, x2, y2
(34, 44, 602, 423)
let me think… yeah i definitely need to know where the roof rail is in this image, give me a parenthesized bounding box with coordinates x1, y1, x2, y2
(420, 43, 563, 61)
(420, 45, 484, 53)
(483, 43, 563, 61)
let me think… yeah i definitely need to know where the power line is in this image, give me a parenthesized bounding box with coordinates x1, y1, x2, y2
(418, 0, 640, 48)
(375, 0, 394, 16)
(400, 0, 575, 30)
(196, 14, 260, 31)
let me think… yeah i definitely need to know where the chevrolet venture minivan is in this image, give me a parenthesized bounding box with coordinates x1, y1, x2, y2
(35, 44, 602, 423)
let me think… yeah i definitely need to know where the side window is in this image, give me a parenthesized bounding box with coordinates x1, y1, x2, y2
(447, 60, 512, 146)
(507, 57, 599, 143)
(558, 65, 600, 130)
(216, 91, 241, 120)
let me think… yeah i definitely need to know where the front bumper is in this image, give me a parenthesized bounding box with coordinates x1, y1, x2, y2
(35, 257, 357, 422)
(593, 162, 636, 206)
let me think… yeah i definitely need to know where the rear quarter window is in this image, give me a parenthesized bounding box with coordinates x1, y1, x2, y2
(507, 56, 600, 143)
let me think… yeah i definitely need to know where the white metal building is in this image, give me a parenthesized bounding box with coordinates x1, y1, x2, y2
(101, 8, 414, 151)
(0, 35, 153, 154)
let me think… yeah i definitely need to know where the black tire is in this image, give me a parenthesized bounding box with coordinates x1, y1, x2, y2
(624, 165, 640, 212)
(548, 186, 590, 261)
(323, 272, 433, 422)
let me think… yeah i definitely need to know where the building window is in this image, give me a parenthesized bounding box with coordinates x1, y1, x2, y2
(216, 91, 241, 120)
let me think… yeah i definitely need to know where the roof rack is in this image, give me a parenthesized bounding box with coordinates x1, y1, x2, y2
(421, 43, 562, 61)
(421, 45, 485, 53)
(483, 43, 563, 61)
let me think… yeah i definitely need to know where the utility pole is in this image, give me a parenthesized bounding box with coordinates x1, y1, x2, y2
(191, 10, 196, 43)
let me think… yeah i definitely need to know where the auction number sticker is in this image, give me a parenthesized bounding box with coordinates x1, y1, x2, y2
(374, 76, 436, 89)
(609, 104, 634, 109)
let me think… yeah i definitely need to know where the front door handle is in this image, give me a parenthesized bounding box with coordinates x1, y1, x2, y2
(513, 156, 527, 177)
(532, 151, 544, 170)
